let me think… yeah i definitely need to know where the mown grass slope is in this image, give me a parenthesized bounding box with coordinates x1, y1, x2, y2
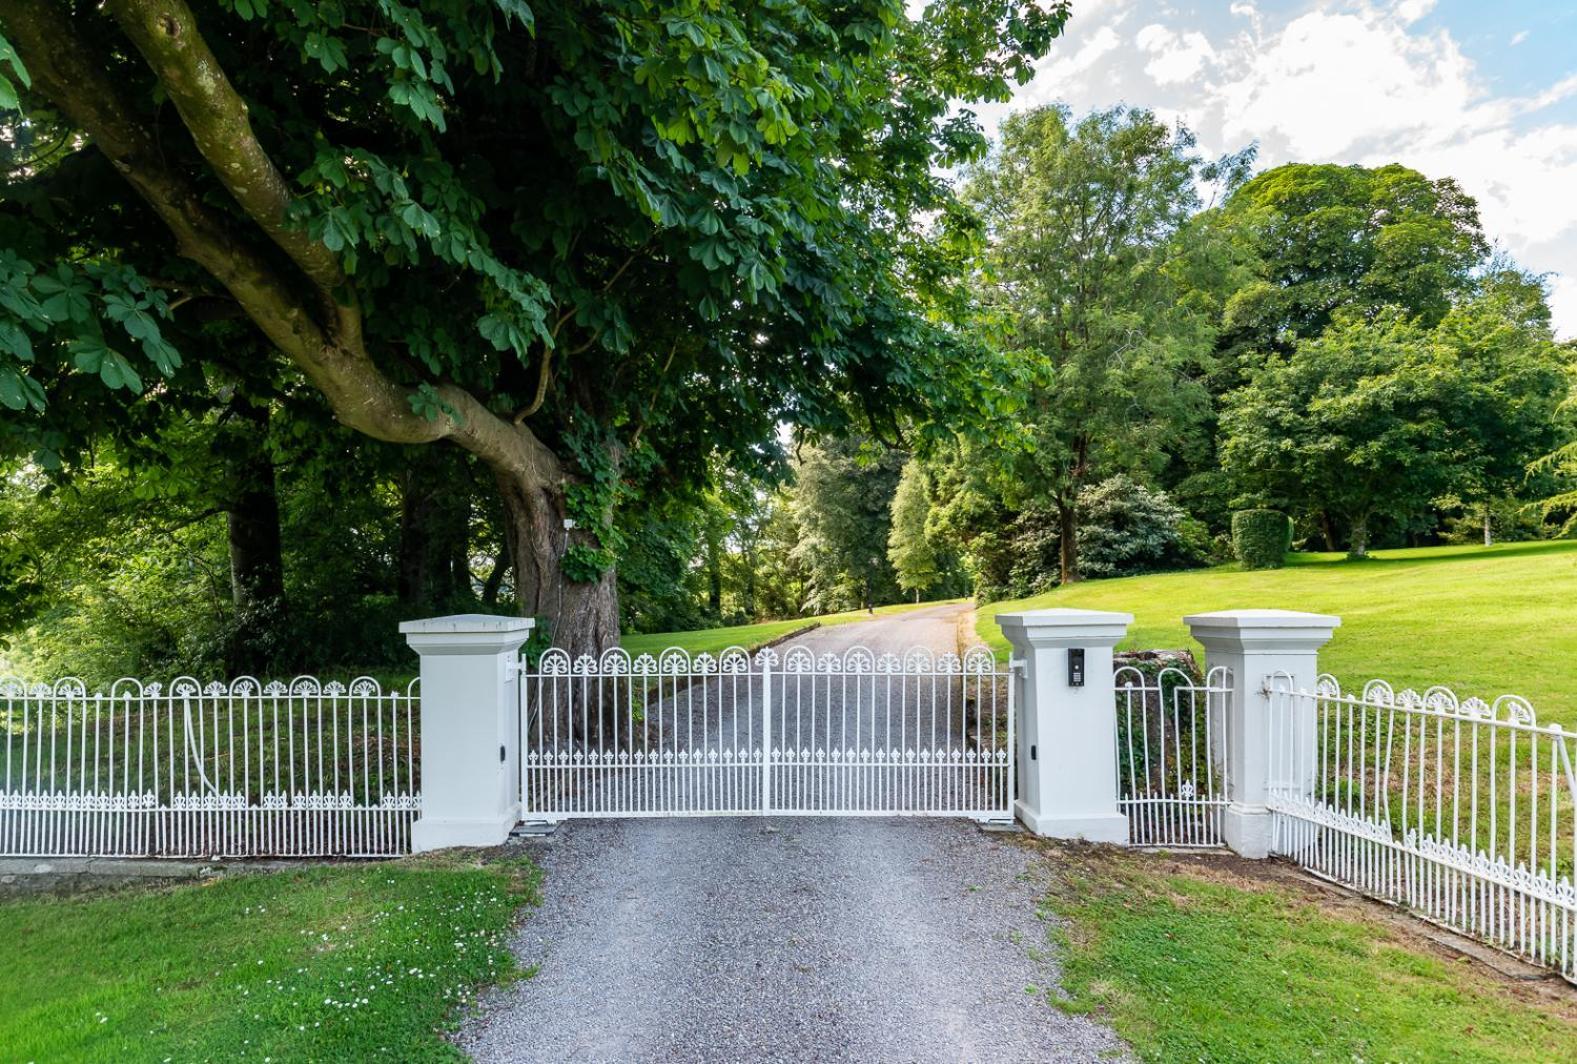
(976, 540, 1577, 725)
(1043, 844, 1577, 1063)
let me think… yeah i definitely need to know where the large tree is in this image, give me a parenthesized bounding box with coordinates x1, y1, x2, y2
(959, 104, 1220, 583)
(789, 436, 904, 612)
(0, 1, 1067, 655)
(1433, 269, 1569, 543)
(1218, 162, 1486, 360)
(1219, 301, 1565, 556)
(886, 459, 940, 600)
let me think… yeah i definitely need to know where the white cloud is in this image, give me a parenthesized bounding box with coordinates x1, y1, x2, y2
(1215, 10, 1481, 158)
(1038, 23, 1123, 86)
(1135, 24, 1217, 86)
(1510, 30, 1529, 46)
(995, 1, 1577, 336)
(1548, 276, 1577, 337)
(1393, 0, 1437, 25)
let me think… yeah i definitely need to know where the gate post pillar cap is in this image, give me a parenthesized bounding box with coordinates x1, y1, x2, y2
(400, 613, 534, 654)
(1184, 610, 1338, 651)
(996, 608, 1132, 649)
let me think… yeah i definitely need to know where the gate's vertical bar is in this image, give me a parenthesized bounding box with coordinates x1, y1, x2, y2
(1005, 655, 1017, 820)
(760, 650, 773, 815)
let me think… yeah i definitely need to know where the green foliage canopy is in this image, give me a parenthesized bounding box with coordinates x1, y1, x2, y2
(886, 459, 941, 597)
(790, 437, 904, 612)
(0, 0, 1069, 652)
(1219, 162, 1487, 356)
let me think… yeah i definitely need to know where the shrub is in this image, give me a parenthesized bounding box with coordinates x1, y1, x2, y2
(988, 478, 1213, 594)
(1075, 476, 1211, 579)
(1232, 509, 1292, 569)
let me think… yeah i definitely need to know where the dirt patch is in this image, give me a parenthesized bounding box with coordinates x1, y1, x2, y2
(954, 605, 981, 655)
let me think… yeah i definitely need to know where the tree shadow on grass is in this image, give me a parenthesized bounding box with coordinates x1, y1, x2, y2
(1284, 540, 1576, 570)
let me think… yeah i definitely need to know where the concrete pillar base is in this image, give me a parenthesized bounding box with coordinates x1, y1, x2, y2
(1016, 801, 1129, 844)
(411, 808, 519, 853)
(1222, 804, 1273, 859)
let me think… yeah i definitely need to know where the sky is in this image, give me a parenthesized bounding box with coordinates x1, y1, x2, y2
(972, 1, 1577, 337)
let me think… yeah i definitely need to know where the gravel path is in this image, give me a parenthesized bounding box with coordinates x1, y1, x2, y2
(460, 608, 1125, 1061)
(459, 819, 1124, 1062)
(786, 602, 973, 658)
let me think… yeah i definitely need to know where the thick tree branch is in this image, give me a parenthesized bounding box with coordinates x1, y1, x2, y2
(0, 0, 562, 487)
(105, 0, 348, 301)
(0, 2, 335, 368)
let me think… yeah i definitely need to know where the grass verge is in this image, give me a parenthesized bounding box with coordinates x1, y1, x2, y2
(1038, 843, 1577, 1063)
(622, 598, 965, 659)
(0, 855, 539, 1062)
(977, 540, 1577, 725)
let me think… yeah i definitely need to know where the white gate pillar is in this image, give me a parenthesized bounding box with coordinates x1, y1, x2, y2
(401, 614, 534, 852)
(996, 608, 1132, 843)
(1183, 609, 1339, 858)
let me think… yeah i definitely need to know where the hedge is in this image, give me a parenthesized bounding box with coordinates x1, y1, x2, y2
(1231, 509, 1291, 570)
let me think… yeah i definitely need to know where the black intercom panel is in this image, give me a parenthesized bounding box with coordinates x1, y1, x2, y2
(1068, 648, 1085, 687)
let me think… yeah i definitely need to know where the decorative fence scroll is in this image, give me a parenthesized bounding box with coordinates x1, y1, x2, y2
(1268, 675, 1577, 981)
(0, 676, 420, 858)
(519, 644, 1012, 820)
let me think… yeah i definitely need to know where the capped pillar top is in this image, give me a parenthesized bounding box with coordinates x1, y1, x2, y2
(995, 608, 1133, 650)
(1184, 609, 1339, 652)
(400, 613, 535, 654)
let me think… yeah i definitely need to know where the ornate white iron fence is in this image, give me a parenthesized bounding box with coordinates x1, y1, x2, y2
(0, 676, 420, 858)
(1268, 674, 1577, 981)
(1115, 665, 1231, 848)
(519, 645, 1012, 820)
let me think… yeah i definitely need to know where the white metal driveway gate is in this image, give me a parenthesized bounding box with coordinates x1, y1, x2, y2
(519, 645, 1012, 820)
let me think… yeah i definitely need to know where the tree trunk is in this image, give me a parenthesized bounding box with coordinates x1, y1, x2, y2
(1319, 511, 1338, 553)
(1058, 499, 1080, 584)
(398, 450, 473, 611)
(495, 469, 620, 659)
(220, 408, 287, 672)
(704, 514, 723, 617)
(227, 475, 285, 611)
(1482, 506, 1493, 547)
(397, 482, 432, 608)
(1348, 513, 1370, 558)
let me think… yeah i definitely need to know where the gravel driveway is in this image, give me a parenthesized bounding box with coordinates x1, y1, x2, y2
(460, 608, 1125, 1062)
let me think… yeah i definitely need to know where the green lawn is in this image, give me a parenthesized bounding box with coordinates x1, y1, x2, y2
(976, 540, 1577, 726)
(1043, 844, 1577, 1063)
(0, 856, 539, 1062)
(621, 598, 965, 659)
